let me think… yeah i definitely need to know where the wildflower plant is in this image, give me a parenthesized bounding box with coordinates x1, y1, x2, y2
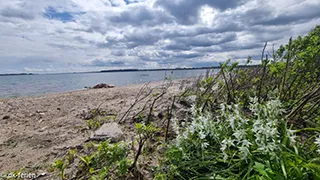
(157, 97, 320, 179)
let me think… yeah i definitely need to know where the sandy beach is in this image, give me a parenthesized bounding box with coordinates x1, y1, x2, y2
(0, 79, 188, 175)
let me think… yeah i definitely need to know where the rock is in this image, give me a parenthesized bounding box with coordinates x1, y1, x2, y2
(179, 95, 197, 107)
(92, 83, 115, 89)
(78, 109, 94, 120)
(37, 172, 47, 178)
(0, 153, 6, 157)
(36, 110, 46, 113)
(2, 115, 10, 120)
(39, 126, 48, 132)
(29, 113, 36, 117)
(90, 123, 124, 143)
(157, 112, 164, 119)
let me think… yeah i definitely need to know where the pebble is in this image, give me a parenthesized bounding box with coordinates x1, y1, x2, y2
(2, 115, 10, 120)
(39, 126, 48, 132)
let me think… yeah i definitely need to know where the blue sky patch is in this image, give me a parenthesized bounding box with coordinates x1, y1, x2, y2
(44, 6, 80, 22)
(124, 0, 139, 5)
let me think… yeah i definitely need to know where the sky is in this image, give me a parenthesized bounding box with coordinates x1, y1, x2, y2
(0, 0, 320, 73)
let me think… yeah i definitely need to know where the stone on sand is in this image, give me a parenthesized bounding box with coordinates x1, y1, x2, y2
(2, 115, 10, 120)
(90, 123, 124, 143)
(92, 83, 115, 89)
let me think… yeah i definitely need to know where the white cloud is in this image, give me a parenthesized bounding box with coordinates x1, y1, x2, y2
(0, 0, 319, 73)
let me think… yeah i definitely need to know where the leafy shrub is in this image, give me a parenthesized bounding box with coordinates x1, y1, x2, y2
(77, 140, 130, 179)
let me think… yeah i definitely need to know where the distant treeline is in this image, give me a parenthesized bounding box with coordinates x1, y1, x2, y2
(0, 73, 35, 76)
(100, 64, 260, 73)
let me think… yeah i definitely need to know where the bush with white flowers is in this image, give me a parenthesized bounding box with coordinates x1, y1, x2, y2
(157, 97, 320, 179)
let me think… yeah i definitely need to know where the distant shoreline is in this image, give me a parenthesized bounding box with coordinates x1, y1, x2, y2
(99, 64, 259, 73)
(0, 73, 36, 76)
(0, 64, 259, 76)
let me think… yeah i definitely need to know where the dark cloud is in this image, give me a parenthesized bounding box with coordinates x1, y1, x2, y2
(97, 28, 164, 48)
(220, 42, 263, 52)
(124, 28, 163, 47)
(165, 32, 237, 50)
(110, 5, 173, 26)
(194, 41, 263, 53)
(155, 0, 247, 24)
(111, 49, 126, 56)
(259, 10, 320, 26)
(90, 59, 126, 67)
(97, 25, 240, 50)
(243, 2, 320, 26)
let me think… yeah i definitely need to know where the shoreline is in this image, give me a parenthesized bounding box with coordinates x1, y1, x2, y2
(0, 78, 186, 101)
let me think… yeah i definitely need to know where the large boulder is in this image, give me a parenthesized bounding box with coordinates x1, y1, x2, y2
(90, 123, 124, 143)
(92, 83, 115, 89)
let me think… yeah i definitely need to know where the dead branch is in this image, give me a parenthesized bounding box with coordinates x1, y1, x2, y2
(165, 96, 175, 143)
(287, 85, 320, 120)
(118, 82, 152, 123)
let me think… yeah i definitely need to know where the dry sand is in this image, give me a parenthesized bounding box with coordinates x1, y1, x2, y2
(0, 79, 190, 175)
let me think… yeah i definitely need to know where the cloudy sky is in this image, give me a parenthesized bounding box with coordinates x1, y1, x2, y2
(0, 0, 319, 73)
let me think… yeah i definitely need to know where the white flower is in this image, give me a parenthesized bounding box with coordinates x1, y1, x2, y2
(241, 139, 252, 147)
(228, 116, 236, 129)
(220, 104, 225, 112)
(253, 119, 262, 133)
(189, 124, 195, 134)
(222, 152, 228, 162)
(199, 131, 206, 139)
(175, 135, 182, 147)
(202, 142, 209, 149)
(233, 129, 247, 140)
(287, 129, 297, 145)
(315, 135, 320, 154)
(315, 135, 320, 146)
(239, 117, 249, 125)
(172, 118, 180, 135)
(220, 142, 227, 152)
(234, 104, 240, 114)
(239, 146, 251, 160)
(190, 104, 197, 116)
(250, 97, 258, 104)
(199, 115, 209, 125)
(183, 131, 188, 139)
(221, 138, 235, 152)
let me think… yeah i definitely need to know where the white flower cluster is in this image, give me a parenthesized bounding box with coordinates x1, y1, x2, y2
(315, 135, 320, 154)
(250, 97, 284, 158)
(172, 96, 295, 162)
(219, 103, 252, 161)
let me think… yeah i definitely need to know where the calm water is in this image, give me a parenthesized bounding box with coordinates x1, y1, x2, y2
(0, 69, 213, 98)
